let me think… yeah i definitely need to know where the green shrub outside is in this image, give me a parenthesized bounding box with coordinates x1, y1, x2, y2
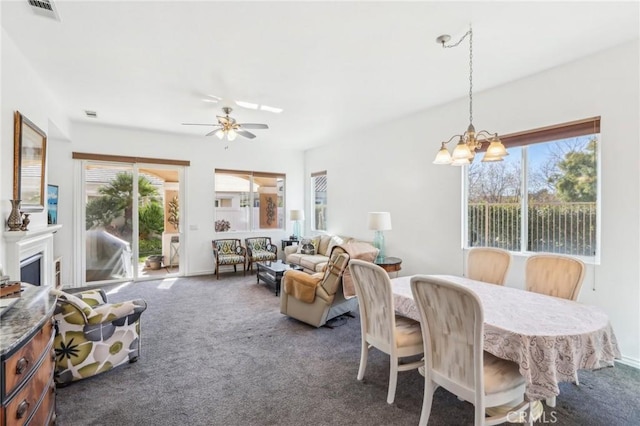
(139, 238, 162, 258)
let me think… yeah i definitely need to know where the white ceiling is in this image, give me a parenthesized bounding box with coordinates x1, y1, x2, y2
(2, 1, 639, 150)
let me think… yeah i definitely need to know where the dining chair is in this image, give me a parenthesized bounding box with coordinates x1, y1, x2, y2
(410, 275, 531, 426)
(348, 259, 423, 404)
(525, 254, 585, 301)
(466, 247, 511, 285)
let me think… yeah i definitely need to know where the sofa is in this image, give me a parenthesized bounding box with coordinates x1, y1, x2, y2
(284, 234, 355, 273)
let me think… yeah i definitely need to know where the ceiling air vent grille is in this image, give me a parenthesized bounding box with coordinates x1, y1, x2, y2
(28, 0, 61, 21)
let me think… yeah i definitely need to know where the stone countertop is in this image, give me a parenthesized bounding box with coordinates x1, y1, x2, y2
(0, 284, 56, 358)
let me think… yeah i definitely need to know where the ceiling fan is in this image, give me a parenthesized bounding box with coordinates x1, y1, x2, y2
(182, 107, 269, 140)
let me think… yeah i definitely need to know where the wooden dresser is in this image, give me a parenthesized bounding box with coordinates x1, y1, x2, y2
(1, 284, 56, 425)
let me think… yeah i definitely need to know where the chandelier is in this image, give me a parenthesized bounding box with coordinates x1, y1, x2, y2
(433, 27, 508, 166)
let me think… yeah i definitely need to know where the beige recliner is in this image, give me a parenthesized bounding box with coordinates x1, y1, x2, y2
(280, 251, 356, 327)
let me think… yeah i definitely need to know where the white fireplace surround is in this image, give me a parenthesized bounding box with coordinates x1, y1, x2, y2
(3, 225, 62, 286)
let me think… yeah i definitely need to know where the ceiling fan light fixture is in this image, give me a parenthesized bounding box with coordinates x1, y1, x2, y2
(227, 129, 238, 141)
(215, 129, 225, 139)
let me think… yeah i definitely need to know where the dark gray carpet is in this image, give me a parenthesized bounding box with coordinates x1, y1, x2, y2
(55, 274, 640, 426)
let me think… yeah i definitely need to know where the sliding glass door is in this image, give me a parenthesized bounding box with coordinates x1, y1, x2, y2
(81, 161, 183, 285)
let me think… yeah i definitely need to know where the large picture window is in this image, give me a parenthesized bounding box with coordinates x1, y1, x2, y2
(312, 171, 327, 231)
(214, 169, 285, 232)
(466, 117, 600, 258)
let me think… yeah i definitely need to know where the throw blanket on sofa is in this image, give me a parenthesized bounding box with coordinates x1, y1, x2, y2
(331, 242, 379, 298)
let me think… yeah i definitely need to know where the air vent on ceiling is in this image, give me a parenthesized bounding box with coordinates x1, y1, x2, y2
(84, 110, 98, 118)
(28, 0, 61, 22)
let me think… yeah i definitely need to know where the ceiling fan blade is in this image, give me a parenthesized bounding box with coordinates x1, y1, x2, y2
(236, 129, 257, 139)
(182, 123, 218, 126)
(239, 123, 269, 130)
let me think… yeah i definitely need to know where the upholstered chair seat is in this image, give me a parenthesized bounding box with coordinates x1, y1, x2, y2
(410, 275, 531, 426)
(467, 247, 512, 285)
(525, 254, 585, 301)
(212, 239, 246, 279)
(51, 288, 147, 386)
(348, 259, 424, 405)
(245, 237, 277, 272)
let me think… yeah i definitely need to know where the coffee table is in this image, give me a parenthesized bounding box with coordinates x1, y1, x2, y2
(256, 261, 303, 296)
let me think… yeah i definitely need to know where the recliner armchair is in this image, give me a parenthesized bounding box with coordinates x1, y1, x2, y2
(280, 251, 356, 327)
(51, 288, 147, 385)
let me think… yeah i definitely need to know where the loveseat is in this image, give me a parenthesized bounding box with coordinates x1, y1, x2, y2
(284, 234, 355, 273)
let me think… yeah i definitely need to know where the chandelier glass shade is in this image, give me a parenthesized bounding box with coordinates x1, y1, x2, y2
(433, 28, 508, 166)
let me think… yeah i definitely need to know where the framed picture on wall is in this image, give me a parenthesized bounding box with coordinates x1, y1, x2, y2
(14, 111, 47, 212)
(47, 184, 59, 225)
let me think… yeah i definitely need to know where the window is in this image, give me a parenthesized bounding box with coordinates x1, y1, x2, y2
(466, 117, 600, 257)
(214, 169, 285, 232)
(312, 171, 327, 231)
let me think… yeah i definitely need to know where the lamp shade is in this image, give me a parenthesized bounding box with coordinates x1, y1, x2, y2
(290, 210, 305, 221)
(368, 212, 392, 231)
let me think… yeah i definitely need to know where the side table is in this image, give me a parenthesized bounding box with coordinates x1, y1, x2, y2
(281, 238, 299, 251)
(375, 256, 402, 276)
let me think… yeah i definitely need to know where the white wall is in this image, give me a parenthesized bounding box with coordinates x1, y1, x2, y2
(1, 29, 70, 276)
(305, 40, 640, 366)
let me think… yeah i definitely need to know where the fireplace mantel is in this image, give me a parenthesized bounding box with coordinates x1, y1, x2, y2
(3, 225, 62, 286)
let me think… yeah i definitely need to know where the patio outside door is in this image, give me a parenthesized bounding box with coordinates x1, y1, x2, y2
(81, 161, 182, 285)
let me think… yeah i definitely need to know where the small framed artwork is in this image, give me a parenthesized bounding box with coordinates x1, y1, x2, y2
(47, 184, 59, 225)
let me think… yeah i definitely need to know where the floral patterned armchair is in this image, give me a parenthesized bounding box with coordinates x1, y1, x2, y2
(212, 239, 247, 279)
(50, 288, 147, 386)
(245, 237, 278, 272)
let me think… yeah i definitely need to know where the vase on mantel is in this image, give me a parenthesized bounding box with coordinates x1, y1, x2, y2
(7, 199, 23, 231)
(21, 213, 31, 231)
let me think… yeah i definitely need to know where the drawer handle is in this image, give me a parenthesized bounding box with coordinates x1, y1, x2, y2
(16, 400, 30, 419)
(16, 357, 29, 374)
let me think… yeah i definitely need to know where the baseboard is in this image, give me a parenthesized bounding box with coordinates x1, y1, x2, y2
(616, 355, 640, 369)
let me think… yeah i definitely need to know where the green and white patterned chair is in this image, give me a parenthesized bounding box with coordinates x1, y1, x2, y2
(212, 239, 247, 279)
(50, 288, 147, 386)
(245, 237, 277, 272)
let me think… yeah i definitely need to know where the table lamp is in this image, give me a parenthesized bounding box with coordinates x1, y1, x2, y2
(368, 212, 392, 262)
(290, 210, 304, 240)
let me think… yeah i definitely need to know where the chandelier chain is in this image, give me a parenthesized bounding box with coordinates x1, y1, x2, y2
(442, 29, 474, 125)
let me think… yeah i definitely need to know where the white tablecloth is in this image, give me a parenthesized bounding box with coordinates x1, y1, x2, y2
(392, 274, 621, 400)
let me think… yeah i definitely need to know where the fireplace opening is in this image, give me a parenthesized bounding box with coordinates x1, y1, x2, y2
(20, 253, 43, 286)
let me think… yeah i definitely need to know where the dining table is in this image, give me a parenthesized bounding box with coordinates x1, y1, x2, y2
(391, 274, 622, 402)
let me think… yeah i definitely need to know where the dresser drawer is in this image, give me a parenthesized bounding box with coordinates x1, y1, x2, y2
(4, 343, 54, 426)
(25, 381, 55, 426)
(3, 320, 53, 397)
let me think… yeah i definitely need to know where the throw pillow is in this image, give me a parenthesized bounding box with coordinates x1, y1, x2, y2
(297, 236, 320, 255)
(301, 242, 315, 255)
